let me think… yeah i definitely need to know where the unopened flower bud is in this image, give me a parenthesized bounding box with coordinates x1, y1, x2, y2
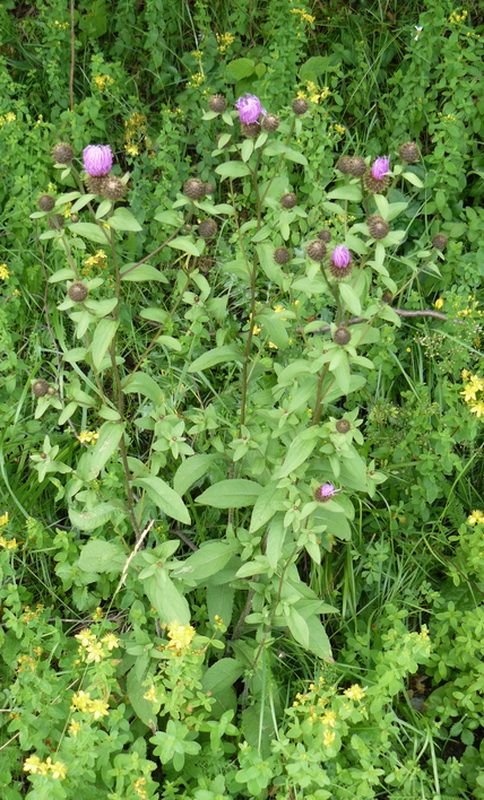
(203, 182, 215, 195)
(349, 156, 367, 177)
(241, 122, 260, 138)
(381, 291, 393, 304)
(432, 234, 448, 250)
(52, 143, 74, 164)
(101, 176, 126, 201)
(281, 192, 297, 209)
(333, 326, 351, 345)
(32, 379, 50, 397)
(306, 240, 327, 261)
(336, 419, 350, 434)
(85, 175, 105, 195)
(318, 229, 332, 243)
(399, 141, 420, 163)
(197, 219, 218, 239)
(292, 97, 308, 115)
(262, 114, 280, 132)
(274, 246, 291, 265)
(48, 214, 64, 230)
(208, 94, 227, 113)
(183, 178, 206, 200)
(38, 194, 56, 212)
(68, 282, 89, 302)
(337, 156, 353, 174)
(367, 215, 389, 240)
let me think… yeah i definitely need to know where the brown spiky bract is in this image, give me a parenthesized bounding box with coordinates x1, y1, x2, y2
(364, 172, 390, 193)
(399, 141, 420, 163)
(318, 229, 332, 243)
(349, 156, 367, 177)
(307, 240, 327, 261)
(333, 327, 351, 345)
(292, 97, 308, 115)
(183, 178, 206, 200)
(197, 219, 218, 239)
(52, 143, 74, 164)
(68, 282, 89, 302)
(336, 419, 351, 433)
(274, 247, 291, 265)
(32, 379, 50, 398)
(432, 234, 448, 251)
(101, 176, 126, 201)
(281, 193, 297, 209)
(208, 94, 227, 113)
(367, 215, 389, 240)
(262, 114, 280, 132)
(38, 194, 55, 212)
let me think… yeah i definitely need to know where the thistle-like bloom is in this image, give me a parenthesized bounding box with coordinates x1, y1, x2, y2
(235, 94, 265, 124)
(83, 144, 113, 176)
(371, 157, 390, 181)
(314, 482, 340, 502)
(331, 245, 352, 269)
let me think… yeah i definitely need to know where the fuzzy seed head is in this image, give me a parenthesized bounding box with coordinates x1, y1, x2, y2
(32, 379, 50, 398)
(52, 143, 74, 164)
(432, 234, 448, 251)
(281, 192, 297, 209)
(274, 247, 291, 265)
(349, 156, 367, 177)
(100, 176, 126, 201)
(336, 419, 351, 434)
(208, 94, 227, 113)
(68, 282, 89, 302)
(292, 97, 308, 115)
(399, 141, 420, 163)
(364, 172, 390, 194)
(85, 175, 105, 195)
(203, 182, 215, 195)
(38, 194, 56, 212)
(48, 214, 64, 230)
(197, 219, 218, 239)
(337, 156, 353, 174)
(333, 327, 351, 345)
(183, 178, 206, 200)
(381, 291, 393, 304)
(307, 240, 327, 261)
(367, 215, 389, 240)
(241, 122, 260, 138)
(318, 229, 332, 243)
(262, 114, 280, 132)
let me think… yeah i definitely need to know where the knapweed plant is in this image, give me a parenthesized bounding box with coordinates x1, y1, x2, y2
(1, 83, 479, 798)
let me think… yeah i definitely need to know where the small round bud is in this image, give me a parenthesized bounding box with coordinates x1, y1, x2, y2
(196, 255, 213, 273)
(262, 114, 280, 132)
(367, 215, 389, 240)
(432, 234, 448, 251)
(381, 291, 393, 304)
(274, 246, 291, 265)
(333, 326, 351, 345)
(46, 385, 56, 396)
(32, 379, 50, 398)
(48, 214, 64, 230)
(208, 94, 227, 113)
(85, 175, 105, 195)
(52, 143, 74, 164)
(38, 194, 55, 212)
(336, 419, 350, 434)
(241, 122, 260, 138)
(281, 192, 297, 209)
(70, 213, 79, 223)
(337, 156, 353, 174)
(183, 178, 206, 200)
(203, 182, 215, 195)
(68, 282, 89, 302)
(318, 229, 332, 243)
(292, 97, 308, 115)
(306, 240, 327, 261)
(349, 156, 367, 177)
(101, 176, 126, 201)
(197, 219, 218, 239)
(399, 141, 420, 163)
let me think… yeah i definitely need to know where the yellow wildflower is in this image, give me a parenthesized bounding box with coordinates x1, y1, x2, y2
(70, 690, 92, 712)
(467, 510, 484, 526)
(75, 627, 95, 647)
(93, 74, 114, 91)
(469, 401, 484, 418)
(23, 755, 43, 774)
(251, 323, 262, 335)
(0, 264, 10, 280)
(134, 777, 149, 800)
(268, 341, 278, 349)
(101, 632, 119, 650)
(143, 685, 159, 703)
(216, 32, 235, 53)
(320, 709, 337, 727)
(334, 124, 345, 134)
(125, 144, 139, 156)
(166, 621, 196, 652)
(93, 606, 103, 620)
(85, 641, 105, 663)
(45, 758, 67, 780)
(0, 512, 8, 527)
(77, 430, 99, 444)
(434, 297, 444, 310)
(68, 720, 81, 737)
(90, 698, 109, 720)
(323, 729, 336, 746)
(0, 536, 17, 550)
(343, 684, 366, 701)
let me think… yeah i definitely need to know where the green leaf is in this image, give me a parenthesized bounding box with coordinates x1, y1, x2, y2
(122, 372, 163, 404)
(127, 664, 156, 727)
(173, 454, 218, 495)
(265, 516, 286, 569)
(299, 56, 329, 82)
(78, 539, 125, 573)
(67, 222, 109, 244)
(226, 57, 255, 80)
(143, 570, 190, 625)
(121, 264, 168, 283)
(338, 282, 362, 315)
(241, 139, 254, 162)
(108, 207, 142, 231)
(80, 422, 125, 480)
(327, 185, 363, 202)
(215, 162, 251, 179)
(167, 236, 202, 257)
(305, 615, 332, 660)
(285, 606, 310, 649)
(134, 475, 191, 524)
(201, 658, 244, 695)
(69, 503, 125, 532)
(183, 542, 238, 582)
(402, 171, 424, 188)
(91, 319, 118, 370)
(277, 431, 318, 478)
(249, 482, 280, 532)
(188, 345, 242, 372)
(197, 479, 262, 508)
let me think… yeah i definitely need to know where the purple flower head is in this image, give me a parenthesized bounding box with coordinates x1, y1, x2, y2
(314, 482, 340, 503)
(331, 245, 352, 269)
(83, 144, 113, 177)
(371, 157, 390, 181)
(235, 94, 266, 124)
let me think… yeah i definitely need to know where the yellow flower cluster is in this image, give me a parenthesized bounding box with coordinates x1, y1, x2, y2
(70, 690, 109, 720)
(134, 777, 149, 800)
(22, 604, 43, 623)
(333, 124, 345, 135)
(0, 511, 8, 527)
(434, 297, 444, 310)
(460, 372, 484, 418)
(77, 430, 99, 444)
(124, 111, 151, 157)
(24, 755, 67, 779)
(0, 531, 17, 550)
(302, 82, 330, 104)
(290, 7, 316, 24)
(93, 74, 114, 91)
(467, 510, 484, 526)
(143, 684, 159, 703)
(166, 621, 196, 653)
(449, 8, 468, 24)
(343, 683, 366, 701)
(74, 627, 119, 663)
(0, 112, 16, 127)
(0, 264, 10, 280)
(68, 719, 81, 737)
(216, 32, 235, 53)
(82, 249, 107, 276)
(17, 654, 37, 672)
(186, 71, 205, 88)
(53, 19, 69, 29)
